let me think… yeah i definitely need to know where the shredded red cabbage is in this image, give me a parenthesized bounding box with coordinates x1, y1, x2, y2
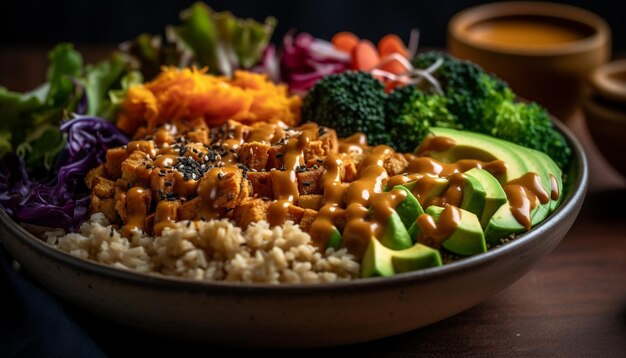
(0, 117, 129, 231)
(280, 32, 351, 92)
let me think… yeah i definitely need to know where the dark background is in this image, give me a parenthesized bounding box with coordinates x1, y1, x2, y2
(0, 0, 624, 54)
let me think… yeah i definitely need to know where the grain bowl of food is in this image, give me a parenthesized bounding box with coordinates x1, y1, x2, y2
(0, 3, 587, 348)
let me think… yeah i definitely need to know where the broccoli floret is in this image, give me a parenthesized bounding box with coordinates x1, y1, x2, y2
(302, 71, 390, 145)
(491, 101, 571, 168)
(413, 51, 513, 132)
(413, 51, 571, 168)
(386, 86, 458, 153)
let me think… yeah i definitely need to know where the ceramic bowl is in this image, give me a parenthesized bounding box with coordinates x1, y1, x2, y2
(583, 59, 626, 177)
(448, 1, 611, 120)
(0, 120, 587, 348)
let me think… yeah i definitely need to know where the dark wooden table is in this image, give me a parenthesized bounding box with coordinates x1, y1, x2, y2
(1, 46, 625, 357)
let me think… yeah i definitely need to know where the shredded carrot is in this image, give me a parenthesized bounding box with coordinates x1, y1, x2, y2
(352, 40, 380, 71)
(378, 34, 409, 58)
(117, 67, 301, 135)
(332, 32, 359, 53)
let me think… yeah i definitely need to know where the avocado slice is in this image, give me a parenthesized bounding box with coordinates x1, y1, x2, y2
(403, 175, 450, 208)
(391, 185, 425, 229)
(527, 148, 563, 213)
(409, 205, 487, 256)
(326, 227, 343, 250)
(379, 211, 413, 250)
(484, 203, 526, 245)
(425, 128, 561, 241)
(361, 236, 442, 278)
(462, 168, 507, 227)
(426, 127, 528, 183)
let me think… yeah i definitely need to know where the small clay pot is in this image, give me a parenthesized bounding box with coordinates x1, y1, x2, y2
(583, 60, 626, 177)
(448, 1, 611, 120)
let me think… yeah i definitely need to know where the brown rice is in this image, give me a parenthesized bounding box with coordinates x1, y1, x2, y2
(46, 213, 360, 284)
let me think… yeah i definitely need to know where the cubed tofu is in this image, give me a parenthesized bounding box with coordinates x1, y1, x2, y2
(92, 177, 116, 199)
(177, 197, 202, 221)
(319, 129, 338, 153)
(89, 194, 118, 223)
(153, 200, 181, 235)
(297, 166, 324, 195)
(384, 153, 409, 176)
(121, 151, 154, 187)
(105, 147, 128, 178)
(126, 140, 156, 157)
(201, 169, 249, 209)
(299, 209, 318, 232)
(238, 142, 271, 171)
(85, 164, 107, 189)
(247, 171, 273, 199)
(265, 145, 285, 170)
(303, 140, 325, 162)
(149, 169, 177, 202)
(298, 194, 324, 210)
(233, 198, 269, 229)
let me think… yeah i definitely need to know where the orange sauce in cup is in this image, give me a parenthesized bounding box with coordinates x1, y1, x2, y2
(467, 16, 592, 49)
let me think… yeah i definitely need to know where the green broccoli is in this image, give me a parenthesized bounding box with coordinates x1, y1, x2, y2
(412, 51, 513, 132)
(491, 101, 571, 168)
(386, 86, 459, 153)
(302, 71, 390, 146)
(413, 51, 571, 168)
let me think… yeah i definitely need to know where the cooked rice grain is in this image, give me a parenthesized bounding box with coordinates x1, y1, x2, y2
(47, 213, 359, 284)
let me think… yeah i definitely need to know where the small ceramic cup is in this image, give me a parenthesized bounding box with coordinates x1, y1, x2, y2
(582, 60, 626, 177)
(448, 1, 611, 120)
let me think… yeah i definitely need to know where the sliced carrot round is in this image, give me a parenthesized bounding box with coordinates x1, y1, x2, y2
(380, 58, 407, 75)
(331, 32, 359, 53)
(352, 40, 380, 71)
(378, 34, 409, 58)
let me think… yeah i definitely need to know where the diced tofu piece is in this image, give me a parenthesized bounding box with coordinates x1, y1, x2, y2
(114, 188, 127, 221)
(154, 200, 181, 235)
(178, 197, 202, 221)
(303, 140, 325, 162)
(121, 151, 154, 187)
(238, 142, 271, 171)
(298, 194, 324, 210)
(105, 147, 128, 178)
(233, 198, 270, 229)
(297, 166, 324, 195)
(126, 140, 156, 157)
(149, 169, 177, 202)
(384, 153, 409, 176)
(299, 209, 318, 232)
(200, 169, 249, 209)
(186, 128, 210, 145)
(92, 177, 116, 199)
(89, 194, 118, 223)
(247, 171, 273, 199)
(121, 187, 152, 237)
(266, 145, 285, 170)
(319, 129, 338, 153)
(85, 164, 107, 189)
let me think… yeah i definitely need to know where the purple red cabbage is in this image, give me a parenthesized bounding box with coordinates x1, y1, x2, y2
(0, 117, 129, 231)
(280, 32, 351, 93)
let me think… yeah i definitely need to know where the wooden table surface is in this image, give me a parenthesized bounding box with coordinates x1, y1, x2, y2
(1, 46, 625, 357)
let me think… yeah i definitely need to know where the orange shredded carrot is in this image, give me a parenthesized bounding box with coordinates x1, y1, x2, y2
(117, 67, 301, 135)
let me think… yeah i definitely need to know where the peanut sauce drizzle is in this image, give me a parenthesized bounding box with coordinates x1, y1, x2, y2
(105, 118, 562, 258)
(503, 172, 550, 230)
(415, 205, 462, 249)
